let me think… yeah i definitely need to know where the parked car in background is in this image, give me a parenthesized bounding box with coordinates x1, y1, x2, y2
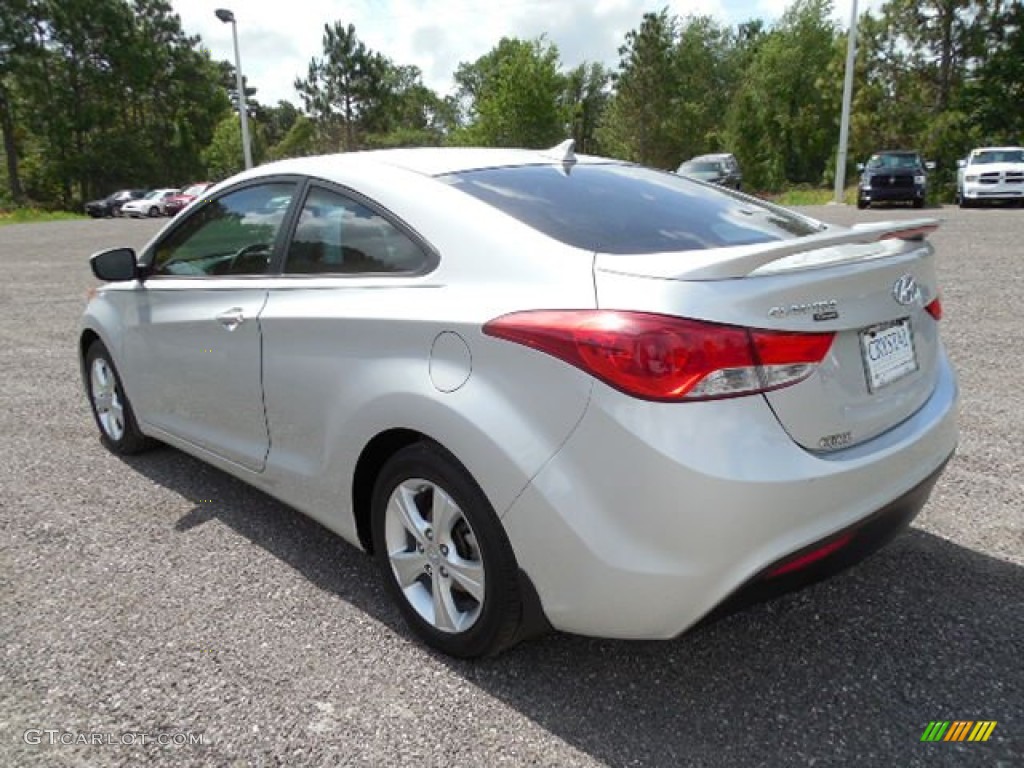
(956, 147, 1024, 208)
(856, 151, 934, 209)
(121, 188, 180, 218)
(676, 153, 743, 190)
(84, 189, 146, 218)
(81, 144, 956, 658)
(163, 182, 213, 216)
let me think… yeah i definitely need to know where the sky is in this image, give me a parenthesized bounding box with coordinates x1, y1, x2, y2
(171, 0, 882, 106)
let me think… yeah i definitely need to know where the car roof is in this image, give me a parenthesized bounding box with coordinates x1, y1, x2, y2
(970, 146, 1024, 152)
(872, 150, 920, 155)
(253, 147, 615, 179)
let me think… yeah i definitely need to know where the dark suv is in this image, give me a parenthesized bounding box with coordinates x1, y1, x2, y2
(856, 151, 934, 209)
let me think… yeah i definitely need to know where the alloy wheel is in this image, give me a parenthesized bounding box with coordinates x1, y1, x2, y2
(383, 478, 485, 633)
(90, 356, 125, 441)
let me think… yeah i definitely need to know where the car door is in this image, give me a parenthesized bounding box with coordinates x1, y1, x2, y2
(257, 182, 436, 513)
(122, 179, 299, 471)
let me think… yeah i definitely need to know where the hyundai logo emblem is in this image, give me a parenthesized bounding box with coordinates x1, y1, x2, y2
(892, 274, 921, 306)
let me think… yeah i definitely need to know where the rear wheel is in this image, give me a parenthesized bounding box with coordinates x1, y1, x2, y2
(85, 341, 152, 455)
(856, 198, 868, 210)
(371, 442, 523, 658)
(913, 198, 924, 209)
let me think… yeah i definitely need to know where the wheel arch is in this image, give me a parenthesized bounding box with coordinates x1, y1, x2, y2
(79, 328, 102, 383)
(351, 427, 430, 553)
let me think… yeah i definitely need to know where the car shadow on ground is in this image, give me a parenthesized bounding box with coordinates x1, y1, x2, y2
(124, 446, 1022, 768)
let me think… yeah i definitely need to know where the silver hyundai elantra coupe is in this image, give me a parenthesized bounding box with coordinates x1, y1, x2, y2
(80, 144, 958, 657)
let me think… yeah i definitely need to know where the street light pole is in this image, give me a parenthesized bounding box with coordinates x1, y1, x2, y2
(834, 0, 859, 204)
(215, 8, 252, 170)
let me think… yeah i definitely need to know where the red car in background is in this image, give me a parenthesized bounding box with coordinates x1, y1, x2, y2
(163, 182, 213, 216)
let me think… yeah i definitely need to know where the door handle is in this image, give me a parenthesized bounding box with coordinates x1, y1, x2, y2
(215, 307, 245, 331)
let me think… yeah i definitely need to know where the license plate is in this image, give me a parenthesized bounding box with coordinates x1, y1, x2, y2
(860, 319, 917, 392)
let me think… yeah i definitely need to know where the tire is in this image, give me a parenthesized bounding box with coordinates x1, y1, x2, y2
(913, 198, 924, 209)
(147, 206, 159, 217)
(371, 441, 523, 658)
(85, 340, 153, 455)
(959, 198, 972, 209)
(857, 198, 868, 210)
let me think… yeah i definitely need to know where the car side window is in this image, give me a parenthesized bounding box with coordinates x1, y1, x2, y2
(284, 186, 428, 275)
(152, 183, 295, 277)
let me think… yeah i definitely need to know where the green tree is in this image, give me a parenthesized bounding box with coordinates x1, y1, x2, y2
(598, 10, 678, 167)
(267, 114, 318, 160)
(965, 0, 1024, 143)
(1, 0, 229, 207)
(451, 37, 567, 148)
(295, 22, 447, 151)
(599, 11, 747, 168)
(202, 114, 266, 180)
(295, 22, 389, 151)
(255, 100, 300, 147)
(725, 0, 840, 189)
(672, 16, 740, 159)
(563, 62, 610, 154)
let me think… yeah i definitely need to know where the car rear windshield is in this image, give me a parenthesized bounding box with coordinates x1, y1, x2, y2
(440, 163, 821, 254)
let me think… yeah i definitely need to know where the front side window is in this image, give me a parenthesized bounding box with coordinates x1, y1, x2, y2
(152, 183, 295, 277)
(283, 186, 428, 274)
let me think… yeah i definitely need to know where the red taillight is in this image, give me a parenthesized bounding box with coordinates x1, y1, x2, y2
(765, 533, 855, 578)
(879, 223, 939, 241)
(925, 297, 942, 321)
(483, 310, 834, 402)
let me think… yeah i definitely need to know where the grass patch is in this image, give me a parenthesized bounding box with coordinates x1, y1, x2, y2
(0, 207, 87, 226)
(770, 186, 858, 206)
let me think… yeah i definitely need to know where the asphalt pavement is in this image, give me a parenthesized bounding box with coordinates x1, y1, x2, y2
(1, 205, 1021, 767)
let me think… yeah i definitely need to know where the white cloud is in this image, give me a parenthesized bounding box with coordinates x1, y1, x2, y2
(170, 0, 883, 106)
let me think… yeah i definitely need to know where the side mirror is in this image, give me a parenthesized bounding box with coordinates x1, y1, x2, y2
(957, 159, 966, 168)
(925, 161, 936, 171)
(855, 162, 865, 172)
(90, 247, 139, 282)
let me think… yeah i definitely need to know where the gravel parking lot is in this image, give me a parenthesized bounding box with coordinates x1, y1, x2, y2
(1, 205, 1021, 767)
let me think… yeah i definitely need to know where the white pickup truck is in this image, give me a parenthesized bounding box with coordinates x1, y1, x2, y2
(956, 146, 1024, 208)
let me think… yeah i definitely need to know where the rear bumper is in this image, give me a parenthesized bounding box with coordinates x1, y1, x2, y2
(502, 349, 958, 640)
(694, 454, 948, 628)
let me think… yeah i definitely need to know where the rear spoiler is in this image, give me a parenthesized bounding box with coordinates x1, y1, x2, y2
(596, 218, 940, 281)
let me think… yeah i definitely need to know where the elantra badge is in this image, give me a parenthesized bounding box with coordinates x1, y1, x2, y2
(892, 274, 920, 306)
(768, 299, 839, 321)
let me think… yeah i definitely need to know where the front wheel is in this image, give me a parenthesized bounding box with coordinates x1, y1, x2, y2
(913, 198, 924, 209)
(85, 341, 153, 455)
(371, 442, 523, 658)
(148, 206, 160, 217)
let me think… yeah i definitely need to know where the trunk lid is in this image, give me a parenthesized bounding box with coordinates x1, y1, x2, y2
(593, 219, 942, 451)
